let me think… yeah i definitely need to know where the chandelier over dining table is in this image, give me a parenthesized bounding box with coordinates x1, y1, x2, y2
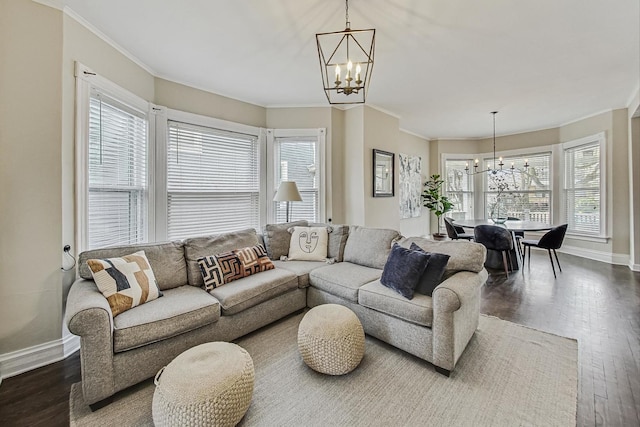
(316, 0, 375, 104)
(465, 112, 530, 175)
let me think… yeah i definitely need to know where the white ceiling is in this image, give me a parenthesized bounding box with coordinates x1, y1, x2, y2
(60, 0, 639, 139)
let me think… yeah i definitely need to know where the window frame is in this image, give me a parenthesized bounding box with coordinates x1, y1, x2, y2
(561, 132, 607, 239)
(75, 62, 155, 252)
(441, 154, 476, 222)
(154, 108, 266, 241)
(482, 150, 553, 224)
(266, 128, 326, 224)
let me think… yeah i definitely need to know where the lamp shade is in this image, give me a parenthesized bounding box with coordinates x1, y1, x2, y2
(273, 181, 303, 202)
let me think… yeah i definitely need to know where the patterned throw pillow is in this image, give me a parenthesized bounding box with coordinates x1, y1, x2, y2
(197, 244, 275, 291)
(87, 251, 162, 317)
(287, 226, 329, 261)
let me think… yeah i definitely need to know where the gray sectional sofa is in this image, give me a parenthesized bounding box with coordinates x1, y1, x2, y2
(65, 223, 487, 408)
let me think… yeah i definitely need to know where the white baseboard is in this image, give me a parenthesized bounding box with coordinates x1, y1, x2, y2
(0, 332, 80, 381)
(557, 245, 629, 266)
(629, 262, 640, 272)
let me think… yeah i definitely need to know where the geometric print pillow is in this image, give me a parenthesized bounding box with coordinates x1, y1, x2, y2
(197, 244, 275, 292)
(86, 251, 162, 318)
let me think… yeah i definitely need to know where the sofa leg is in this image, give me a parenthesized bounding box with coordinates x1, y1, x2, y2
(89, 396, 113, 412)
(434, 366, 451, 377)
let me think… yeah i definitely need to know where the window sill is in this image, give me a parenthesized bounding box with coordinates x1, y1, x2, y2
(565, 233, 609, 244)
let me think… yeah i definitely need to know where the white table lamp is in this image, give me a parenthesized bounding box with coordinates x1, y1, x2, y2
(273, 181, 303, 222)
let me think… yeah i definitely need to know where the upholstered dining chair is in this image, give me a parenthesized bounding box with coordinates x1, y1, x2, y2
(443, 217, 474, 241)
(521, 224, 568, 278)
(473, 224, 514, 277)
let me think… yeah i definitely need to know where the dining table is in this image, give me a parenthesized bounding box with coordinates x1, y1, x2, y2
(453, 219, 552, 271)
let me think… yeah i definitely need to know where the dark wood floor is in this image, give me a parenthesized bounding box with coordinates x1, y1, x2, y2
(0, 249, 639, 426)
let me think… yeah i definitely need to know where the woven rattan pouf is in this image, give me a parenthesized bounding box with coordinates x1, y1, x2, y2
(152, 342, 254, 427)
(298, 304, 365, 375)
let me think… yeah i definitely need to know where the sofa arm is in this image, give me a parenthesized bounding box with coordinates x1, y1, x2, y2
(65, 279, 116, 405)
(432, 269, 488, 372)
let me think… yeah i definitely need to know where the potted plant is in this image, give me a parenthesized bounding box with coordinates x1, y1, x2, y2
(422, 174, 453, 240)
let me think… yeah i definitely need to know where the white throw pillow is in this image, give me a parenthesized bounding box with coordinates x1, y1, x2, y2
(287, 226, 329, 261)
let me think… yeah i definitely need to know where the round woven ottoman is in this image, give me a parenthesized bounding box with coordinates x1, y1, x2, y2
(152, 342, 254, 427)
(298, 304, 365, 375)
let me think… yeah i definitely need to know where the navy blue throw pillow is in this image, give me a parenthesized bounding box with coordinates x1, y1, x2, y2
(380, 244, 430, 299)
(410, 242, 450, 296)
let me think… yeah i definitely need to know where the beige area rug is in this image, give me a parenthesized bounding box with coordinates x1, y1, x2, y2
(70, 314, 578, 426)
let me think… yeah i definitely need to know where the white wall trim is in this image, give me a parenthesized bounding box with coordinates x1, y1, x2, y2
(557, 244, 629, 266)
(629, 262, 640, 272)
(33, 0, 64, 10)
(399, 127, 430, 141)
(0, 333, 80, 381)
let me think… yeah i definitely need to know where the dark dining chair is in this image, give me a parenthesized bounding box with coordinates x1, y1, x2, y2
(443, 217, 474, 241)
(473, 224, 514, 277)
(521, 224, 568, 278)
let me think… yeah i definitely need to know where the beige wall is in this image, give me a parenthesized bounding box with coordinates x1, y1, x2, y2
(340, 106, 430, 234)
(362, 107, 401, 229)
(630, 117, 640, 268)
(330, 108, 346, 224)
(0, 0, 64, 353)
(343, 107, 366, 225)
(156, 79, 266, 128)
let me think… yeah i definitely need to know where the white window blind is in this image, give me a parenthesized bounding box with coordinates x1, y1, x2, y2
(87, 91, 148, 249)
(275, 136, 319, 222)
(444, 159, 474, 220)
(484, 152, 551, 223)
(564, 141, 601, 235)
(167, 121, 260, 239)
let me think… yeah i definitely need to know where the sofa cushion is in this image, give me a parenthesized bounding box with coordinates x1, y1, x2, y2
(400, 237, 486, 274)
(309, 262, 383, 303)
(79, 241, 187, 291)
(310, 223, 349, 261)
(184, 229, 259, 287)
(358, 280, 434, 327)
(197, 244, 274, 291)
(262, 221, 308, 260)
(209, 268, 298, 315)
(380, 244, 430, 299)
(272, 260, 327, 288)
(343, 226, 401, 269)
(113, 286, 220, 353)
(87, 251, 163, 318)
(288, 226, 329, 261)
(410, 243, 451, 296)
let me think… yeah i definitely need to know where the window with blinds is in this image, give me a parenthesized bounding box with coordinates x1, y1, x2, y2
(87, 92, 148, 249)
(484, 152, 551, 223)
(167, 121, 260, 240)
(274, 137, 319, 222)
(444, 159, 474, 221)
(564, 141, 601, 235)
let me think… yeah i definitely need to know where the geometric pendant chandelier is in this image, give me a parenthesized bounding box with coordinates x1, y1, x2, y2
(316, 0, 375, 104)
